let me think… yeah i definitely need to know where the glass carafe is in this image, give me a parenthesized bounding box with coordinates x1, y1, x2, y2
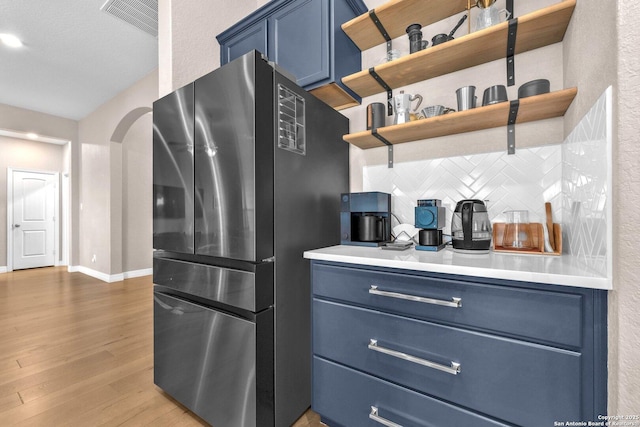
(502, 210, 533, 249)
(475, 1, 511, 32)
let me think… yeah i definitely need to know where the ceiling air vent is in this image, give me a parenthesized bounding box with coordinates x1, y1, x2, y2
(100, 0, 158, 38)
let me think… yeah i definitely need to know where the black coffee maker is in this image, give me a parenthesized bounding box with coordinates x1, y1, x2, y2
(340, 192, 392, 247)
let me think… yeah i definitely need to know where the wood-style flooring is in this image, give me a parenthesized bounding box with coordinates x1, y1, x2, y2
(0, 267, 324, 426)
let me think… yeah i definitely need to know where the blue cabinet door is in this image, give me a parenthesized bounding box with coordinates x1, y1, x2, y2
(220, 20, 268, 65)
(268, 0, 330, 87)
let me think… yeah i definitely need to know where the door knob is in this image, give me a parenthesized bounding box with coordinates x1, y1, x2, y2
(14, 224, 20, 228)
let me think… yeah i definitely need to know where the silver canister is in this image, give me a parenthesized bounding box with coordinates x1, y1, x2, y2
(456, 86, 477, 111)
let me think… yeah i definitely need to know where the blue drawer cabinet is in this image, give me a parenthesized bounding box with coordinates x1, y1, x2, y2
(313, 262, 583, 348)
(310, 261, 608, 427)
(217, 0, 366, 109)
(314, 357, 510, 427)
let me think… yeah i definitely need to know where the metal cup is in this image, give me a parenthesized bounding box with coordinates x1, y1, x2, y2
(366, 103, 386, 130)
(456, 86, 477, 111)
(482, 85, 508, 106)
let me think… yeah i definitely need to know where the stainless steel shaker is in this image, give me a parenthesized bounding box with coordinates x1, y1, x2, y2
(456, 86, 477, 111)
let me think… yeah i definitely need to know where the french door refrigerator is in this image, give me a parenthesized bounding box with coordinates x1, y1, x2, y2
(152, 50, 349, 427)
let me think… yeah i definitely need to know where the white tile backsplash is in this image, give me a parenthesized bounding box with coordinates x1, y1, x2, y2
(362, 88, 612, 279)
(562, 87, 612, 277)
(363, 146, 563, 235)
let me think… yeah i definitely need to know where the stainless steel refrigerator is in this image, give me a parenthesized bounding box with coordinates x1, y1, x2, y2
(152, 51, 349, 427)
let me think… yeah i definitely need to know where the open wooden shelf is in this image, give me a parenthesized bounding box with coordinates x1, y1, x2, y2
(343, 88, 577, 149)
(309, 83, 360, 110)
(341, 0, 470, 51)
(341, 0, 576, 99)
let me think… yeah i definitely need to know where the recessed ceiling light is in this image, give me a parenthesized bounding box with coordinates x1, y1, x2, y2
(0, 128, 69, 145)
(0, 33, 23, 48)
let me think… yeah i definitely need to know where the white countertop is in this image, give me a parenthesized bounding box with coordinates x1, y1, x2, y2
(304, 245, 612, 290)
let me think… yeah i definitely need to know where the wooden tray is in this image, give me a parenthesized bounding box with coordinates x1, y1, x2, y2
(493, 223, 562, 256)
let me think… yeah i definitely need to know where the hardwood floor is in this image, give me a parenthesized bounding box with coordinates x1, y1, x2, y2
(0, 267, 324, 426)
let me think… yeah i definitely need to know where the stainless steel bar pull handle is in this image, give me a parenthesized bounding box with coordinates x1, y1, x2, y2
(369, 285, 462, 308)
(368, 339, 461, 375)
(370, 406, 403, 427)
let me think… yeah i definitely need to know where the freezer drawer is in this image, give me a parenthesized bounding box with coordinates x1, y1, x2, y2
(153, 257, 273, 312)
(313, 298, 582, 426)
(154, 292, 274, 427)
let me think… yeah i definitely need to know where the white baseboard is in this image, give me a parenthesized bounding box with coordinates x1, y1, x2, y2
(74, 266, 151, 283)
(75, 266, 117, 282)
(0, 265, 151, 282)
(123, 268, 152, 279)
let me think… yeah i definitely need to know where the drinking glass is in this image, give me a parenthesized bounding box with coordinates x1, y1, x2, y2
(502, 210, 533, 249)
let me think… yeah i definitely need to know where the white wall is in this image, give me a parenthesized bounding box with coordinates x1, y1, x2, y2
(121, 113, 153, 272)
(78, 69, 157, 279)
(610, 0, 640, 415)
(159, 0, 265, 94)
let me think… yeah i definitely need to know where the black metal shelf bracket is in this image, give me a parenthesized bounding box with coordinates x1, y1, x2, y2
(507, 99, 520, 155)
(372, 129, 394, 168)
(505, 3, 519, 153)
(369, 67, 394, 116)
(506, 18, 518, 87)
(368, 9, 394, 116)
(368, 9, 392, 55)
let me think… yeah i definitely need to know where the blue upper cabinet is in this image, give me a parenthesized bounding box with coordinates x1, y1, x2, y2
(269, 0, 330, 88)
(217, 0, 367, 110)
(219, 20, 268, 66)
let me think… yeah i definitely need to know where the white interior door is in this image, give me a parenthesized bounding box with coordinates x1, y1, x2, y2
(11, 170, 57, 270)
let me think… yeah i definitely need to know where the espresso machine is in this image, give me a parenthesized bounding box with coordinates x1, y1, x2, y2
(340, 192, 392, 247)
(415, 199, 447, 251)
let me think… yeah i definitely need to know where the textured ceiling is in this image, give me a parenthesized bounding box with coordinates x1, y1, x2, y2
(0, 0, 158, 121)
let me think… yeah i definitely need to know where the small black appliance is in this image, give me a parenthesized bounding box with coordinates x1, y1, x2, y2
(340, 192, 392, 247)
(451, 199, 493, 253)
(415, 199, 447, 251)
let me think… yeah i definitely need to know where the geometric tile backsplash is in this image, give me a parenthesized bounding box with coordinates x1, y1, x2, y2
(364, 145, 563, 236)
(562, 87, 611, 277)
(363, 87, 611, 278)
